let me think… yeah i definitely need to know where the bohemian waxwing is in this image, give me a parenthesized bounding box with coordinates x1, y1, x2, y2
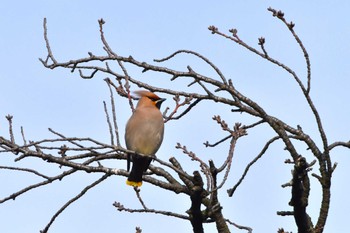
(125, 90, 166, 187)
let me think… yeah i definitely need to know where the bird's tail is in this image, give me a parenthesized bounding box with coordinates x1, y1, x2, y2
(126, 155, 152, 187)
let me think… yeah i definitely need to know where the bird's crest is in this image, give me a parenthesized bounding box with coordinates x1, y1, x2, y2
(134, 90, 161, 100)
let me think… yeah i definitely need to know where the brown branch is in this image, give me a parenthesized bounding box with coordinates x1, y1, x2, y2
(226, 219, 253, 233)
(113, 201, 190, 220)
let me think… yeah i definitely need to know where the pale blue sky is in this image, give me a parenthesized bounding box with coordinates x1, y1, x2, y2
(1, 1, 350, 233)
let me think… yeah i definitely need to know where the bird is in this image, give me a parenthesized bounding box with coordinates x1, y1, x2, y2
(125, 90, 166, 187)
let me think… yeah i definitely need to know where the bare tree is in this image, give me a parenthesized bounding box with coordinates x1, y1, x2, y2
(1, 7, 348, 233)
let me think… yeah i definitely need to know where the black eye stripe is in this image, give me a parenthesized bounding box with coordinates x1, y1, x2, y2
(148, 97, 159, 101)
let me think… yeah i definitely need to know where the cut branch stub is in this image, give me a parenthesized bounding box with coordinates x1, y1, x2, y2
(289, 156, 314, 233)
(187, 171, 205, 233)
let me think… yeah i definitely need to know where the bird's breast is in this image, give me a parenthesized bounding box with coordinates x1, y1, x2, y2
(125, 108, 164, 156)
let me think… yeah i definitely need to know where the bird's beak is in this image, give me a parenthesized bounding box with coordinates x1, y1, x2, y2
(156, 98, 166, 109)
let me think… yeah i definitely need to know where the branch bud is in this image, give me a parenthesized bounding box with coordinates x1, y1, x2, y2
(208, 25, 218, 34)
(258, 37, 265, 45)
(229, 28, 238, 36)
(288, 21, 295, 29)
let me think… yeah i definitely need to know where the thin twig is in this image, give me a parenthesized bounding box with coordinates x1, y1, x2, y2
(0, 169, 77, 204)
(227, 136, 280, 197)
(154, 49, 228, 85)
(103, 101, 115, 145)
(106, 81, 121, 146)
(226, 219, 253, 233)
(41, 174, 110, 233)
(176, 143, 213, 193)
(0, 166, 50, 179)
(98, 18, 134, 111)
(5, 115, 15, 144)
(114, 202, 190, 220)
(133, 187, 148, 209)
(215, 137, 237, 190)
(41, 18, 57, 64)
(267, 7, 311, 94)
(204, 135, 232, 148)
(20, 126, 27, 146)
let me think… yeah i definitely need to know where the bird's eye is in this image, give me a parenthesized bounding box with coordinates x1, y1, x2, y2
(148, 97, 158, 102)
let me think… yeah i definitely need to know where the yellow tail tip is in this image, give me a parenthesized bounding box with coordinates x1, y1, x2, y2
(126, 180, 143, 187)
